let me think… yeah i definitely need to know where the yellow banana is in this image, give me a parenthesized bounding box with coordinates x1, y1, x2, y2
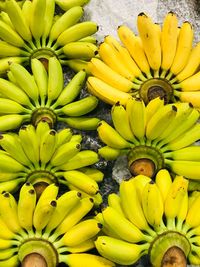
(177, 91, 200, 108)
(55, 0, 90, 10)
(0, 97, 28, 114)
(131, 174, 151, 204)
(63, 41, 98, 59)
(177, 71, 200, 91)
(17, 182, 36, 232)
(42, 0, 55, 45)
(185, 193, 200, 230)
(97, 120, 132, 149)
(0, 114, 29, 132)
(98, 146, 122, 161)
(0, 254, 19, 267)
(145, 96, 164, 122)
(137, 12, 161, 72)
(95, 236, 149, 265)
(155, 169, 172, 202)
(87, 76, 132, 106)
(0, 41, 27, 57)
(88, 57, 133, 92)
(79, 167, 104, 182)
(107, 193, 124, 216)
(0, 150, 25, 173)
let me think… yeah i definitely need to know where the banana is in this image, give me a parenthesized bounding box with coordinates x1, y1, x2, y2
(142, 180, 164, 229)
(177, 91, 200, 108)
(0, 114, 29, 132)
(30, 0, 46, 43)
(87, 76, 132, 106)
(56, 128, 73, 147)
(160, 12, 178, 74)
(155, 169, 172, 202)
(60, 95, 98, 116)
(63, 170, 99, 195)
(39, 129, 57, 168)
(79, 167, 104, 182)
(0, 192, 22, 233)
(56, 21, 98, 46)
(52, 197, 94, 238)
(177, 71, 200, 91)
(0, 150, 25, 173)
(170, 21, 193, 75)
(146, 104, 177, 141)
(59, 150, 99, 170)
(176, 191, 188, 231)
(17, 182, 36, 232)
(111, 103, 138, 143)
(0, 255, 19, 267)
(188, 252, 200, 265)
(97, 120, 132, 149)
(101, 206, 149, 243)
(0, 217, 16, 239)
(119, 179, 151, 232)
(0, 11, 14, 29)
(49, 6, 84, 43)
(62, 253, 115, 267)
(107, 193, 124, 216)
(185, 193, 200, 230)
(0, 247, 17, 261)
(0, 177, 25, 193)
(45, 190, 81, 234)
(0, 78, 32, 107)
(6, 0, 32, 42)
(165, 159, 200, 180)
(0, 132, 30, 167)
(166, 122, 200, 150)
(62, 59, 91, 74)
(131, 174, 151, 204)
(60, 116, 100, 130)
(145, 96, 164, 122)
(0, 41, 27, 57)
(104, 35, 142, 80)
(98, 42, 134, 81)
(0, 239, 19, 250)
(137, 12, 161, 72)
(0, 57, 28, 75)
(35, 119, 50, 145)
(21, 0, 32, 29)
(126, 97, 146, 143)
(117, 25, 151, 78)
(31, 58, 48, 106)
(57, 219, 102, 247)
(175, 42, 200, 82)
(88, 57, 134, 92)
(42, 0, 55, 45)
(55, 0, 90, 10)
(98, 146, 122, 161)
(18, 124, 40, 168)
(164, 175, 188, 230)
(52, 70, 86, 108)
(164, 146, 200, 161)
(50, 140, 81, 167)
(46, 56, 63, 107)
(0, 98, 29, 114)
(63, 41, 98, 59)
(9, 62, 39, 104)
(33, 184, 58, 232)
(95, 236, 149, 265)
(0, 19, 25, 47)
(65, 238, 95, 254)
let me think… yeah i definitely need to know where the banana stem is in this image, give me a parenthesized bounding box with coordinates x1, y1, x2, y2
(22, 253, 47, 267)
(166, 218, 176, 230)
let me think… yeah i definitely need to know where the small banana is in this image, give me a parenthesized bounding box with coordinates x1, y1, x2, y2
(55, 0, 90, 11)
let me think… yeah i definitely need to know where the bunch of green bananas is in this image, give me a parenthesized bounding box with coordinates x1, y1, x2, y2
(0, 182, 115, 266)
(0, 120, 103, 204)
(0, 56, 99, 132)
(95, 169, 200, 266)
(87, 12, 200, 108)
(97, 97, 200, 181)
(0, 0, 98, 74)
(55, 0, 90, 11)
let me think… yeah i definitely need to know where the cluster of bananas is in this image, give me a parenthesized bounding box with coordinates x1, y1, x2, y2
(0, 56, 99, 132)
(0, 0, 98, 75)
(97, 97, 200, 183)
(87, 12, 200, 108)
(95, 169, 200, 266)
(0, 182, 115, 266)
(0, 120, 104, 204)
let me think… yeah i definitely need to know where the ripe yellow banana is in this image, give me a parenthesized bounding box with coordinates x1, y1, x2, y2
(55, 0, 90, 11)
(63, 41, 98, 59)
(155, 169, 172, 202)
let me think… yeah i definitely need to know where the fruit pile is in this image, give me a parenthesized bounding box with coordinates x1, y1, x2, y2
(0, 0, 199, 266)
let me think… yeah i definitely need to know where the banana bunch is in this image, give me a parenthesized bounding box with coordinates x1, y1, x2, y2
(55, 0, 90, 11)
(0, 0, 98, 75)
(0, 183, 114, 267)
(0, 120, 103, 204)
(97, 98, 200, 181)
(0, 56, 99, 132)
(95, 169, 200, 266)
(87, 12, 200, 108)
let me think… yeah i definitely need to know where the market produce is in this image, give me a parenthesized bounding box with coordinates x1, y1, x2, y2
(0, 120, 103, 204)
(0, 0, 98, 74)
(95, 169, 200, 266)
(55, 0, 90, 11)
(0, 183, 114, 267)
(0, 56, 99, 131)
(87, 12, 200, 108)
(97, 98, 200, 182)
